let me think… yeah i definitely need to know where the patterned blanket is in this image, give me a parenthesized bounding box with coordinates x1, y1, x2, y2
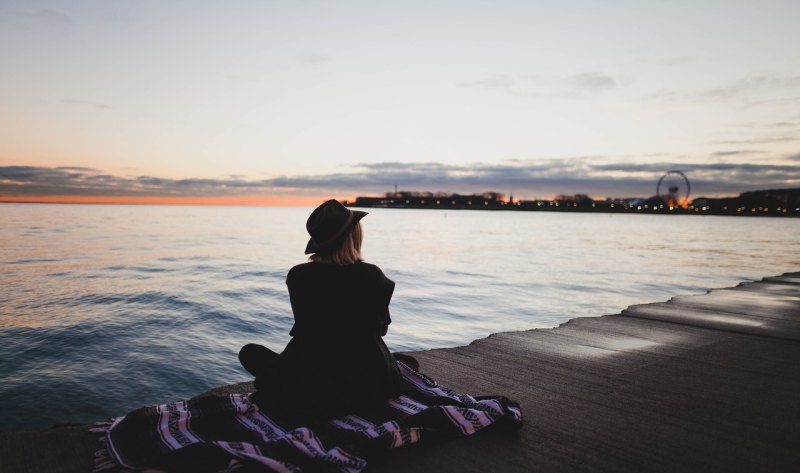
(93, 360, 522, 472)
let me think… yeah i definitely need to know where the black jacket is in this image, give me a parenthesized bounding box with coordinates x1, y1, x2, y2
(277, 261, 403, 419)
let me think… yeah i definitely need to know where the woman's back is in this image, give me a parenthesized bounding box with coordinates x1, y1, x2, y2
(287, 261, 394, 337)
(279, 261, 402, 418)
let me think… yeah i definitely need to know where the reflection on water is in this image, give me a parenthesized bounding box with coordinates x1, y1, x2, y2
(0, 204, 798, 429)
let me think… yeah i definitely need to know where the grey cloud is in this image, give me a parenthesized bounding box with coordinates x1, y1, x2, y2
(355, 162, 470, 173)
(591, 161, 800, 175)
(27, 8, 73, 26)
(700, 77, 775, 100)
(786, 76, 800, 88)
(61, 99, 112, 110)
(713, 136, 799, 145)
(652, 76, 800, 104)
(0, 167, 279, 197)
(737, 120, 800, 129)
(258, 159, 793, 196)
(741, 95, 800, 110)
(3, 159, 799, 200)
(288, 160, 799, 197)
(56, 166, 101, 172)
(458, 75, 515, 89)
(567, 73, 616, 94)
(642, 75, 800, 107)
(459, 72, 617, 97)
(711, 150, 766, 156)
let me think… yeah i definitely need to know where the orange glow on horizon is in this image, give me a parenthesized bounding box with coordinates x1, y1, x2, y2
(0, 195, 344, 207)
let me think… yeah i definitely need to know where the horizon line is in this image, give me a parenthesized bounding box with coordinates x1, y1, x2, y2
(0, 189, 751, 206)
(0, 195, 341, 207)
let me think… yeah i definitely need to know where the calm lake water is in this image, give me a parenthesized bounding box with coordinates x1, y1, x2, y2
(1, 203, 798, 430)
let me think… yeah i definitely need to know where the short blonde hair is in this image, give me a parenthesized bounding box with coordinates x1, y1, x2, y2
(309, 222, 363, 265)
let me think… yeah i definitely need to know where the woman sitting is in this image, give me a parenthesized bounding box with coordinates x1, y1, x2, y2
(239, 199, 403, 420)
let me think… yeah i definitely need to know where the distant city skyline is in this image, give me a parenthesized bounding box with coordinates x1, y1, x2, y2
(1, 1, 799, 204)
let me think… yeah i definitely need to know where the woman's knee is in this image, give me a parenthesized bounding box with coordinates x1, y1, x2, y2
(239, 343, 272, 368)
(239, 343, 263, 361)
(239, 343, 279, 377)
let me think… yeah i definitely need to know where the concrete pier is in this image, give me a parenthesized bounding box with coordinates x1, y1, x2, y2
(2, 272, 799, 472)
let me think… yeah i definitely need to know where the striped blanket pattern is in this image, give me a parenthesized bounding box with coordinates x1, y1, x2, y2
(93, 361, 522, 473)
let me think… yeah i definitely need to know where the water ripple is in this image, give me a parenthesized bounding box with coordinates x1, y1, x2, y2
(4, 258, 63, 265)
(1, 204, 799, 429)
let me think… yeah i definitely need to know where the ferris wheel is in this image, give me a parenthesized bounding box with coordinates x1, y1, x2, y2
(657, 171, 691, 208)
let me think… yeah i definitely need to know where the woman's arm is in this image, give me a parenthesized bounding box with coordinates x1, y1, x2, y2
(375, 266, 395, 336)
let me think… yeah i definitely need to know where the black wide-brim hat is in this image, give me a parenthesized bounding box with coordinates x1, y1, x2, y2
(305, 199, 368, 255)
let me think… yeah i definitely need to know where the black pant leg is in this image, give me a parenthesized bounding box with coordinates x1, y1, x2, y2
(238, 343, 279, 378)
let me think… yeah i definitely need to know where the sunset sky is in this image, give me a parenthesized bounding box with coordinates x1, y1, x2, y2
(1, 0, 799, 204)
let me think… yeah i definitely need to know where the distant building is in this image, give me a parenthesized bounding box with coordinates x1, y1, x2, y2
(345, 188, 800, 217)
